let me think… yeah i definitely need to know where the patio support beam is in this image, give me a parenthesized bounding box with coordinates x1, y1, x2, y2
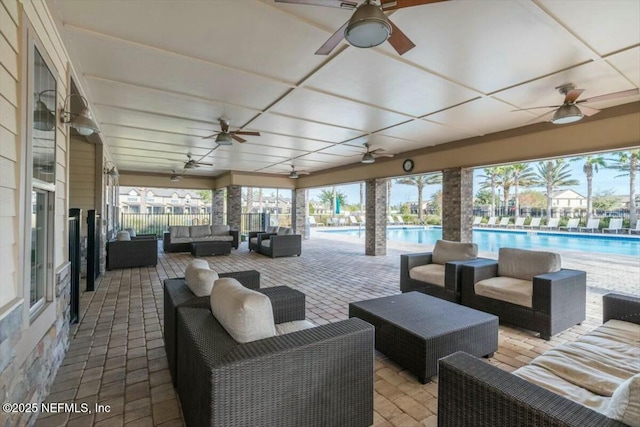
(226, 186, 242, 230)
(365, 178, 388, 256)
(213, 189, 225, 224)
(293, 188, 308, 238)
(442, 168, 474, 243)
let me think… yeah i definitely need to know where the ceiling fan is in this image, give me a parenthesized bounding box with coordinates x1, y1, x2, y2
(513, 84, 640, 125)
(199, 118, 260, 145)
(275, 0, 446, 56)
(361, 142, 394, 163)
(169, 170, 183, 182)
(288, 165, 310, 179)
(183, 154, 213, 169)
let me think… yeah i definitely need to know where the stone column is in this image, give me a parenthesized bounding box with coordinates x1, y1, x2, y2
(365, 178, 387, 256)
(226, 185, 242, 230)
(212, 189, 225, 224)
(293, 188, 308, 237)
(442, 168, 474, 243)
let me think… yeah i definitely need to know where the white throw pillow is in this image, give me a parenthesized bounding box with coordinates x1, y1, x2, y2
(608, 374, 640, 427)
(184, 260, 219, 297)
(124, 228, 137, 238)
(116, 231, 131, 241)
(210, 278, 276, 343)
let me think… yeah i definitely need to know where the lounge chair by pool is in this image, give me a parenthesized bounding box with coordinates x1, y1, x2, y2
(507, 217, 526, 229)
(481, 217, 498, 227)
(623, 221, 640, 234)
(540, 218, 560, 230)
(579, 218, 600, 232)
(559, 218, 580, 231)
(524, 217, 541, 229)
(388, 216, 396, 225)
(497, 217, 510, 227)
(396, 216, 405, 225)
(472, 216, 482, 227)
(603, 218, 623, 234)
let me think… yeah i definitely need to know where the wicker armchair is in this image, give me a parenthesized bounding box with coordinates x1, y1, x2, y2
(177, 307, 374, 427)
(460, 248, 586, 340)
(400, 240, 482, 302)
(106, 237, 157, 270)
(437, 293, 639, 427)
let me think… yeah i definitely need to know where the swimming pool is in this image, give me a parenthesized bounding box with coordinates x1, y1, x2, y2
(318, 227, 640, 257)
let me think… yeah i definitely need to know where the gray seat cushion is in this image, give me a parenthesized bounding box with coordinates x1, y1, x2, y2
(432, 240, 478, 265)
(498, 248, 561, 281)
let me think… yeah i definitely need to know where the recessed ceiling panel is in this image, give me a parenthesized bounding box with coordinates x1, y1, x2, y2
(271, 88, 410, 132)
(212, 141, 309, 160)
(377, 119, 479, 144)
(65, 30, 290, 110)
(392, 1, 593, 93)
(56, 0, 330, 82)
(539, 0, 640, 56)
(248, 113, 363, 143)
(606, 47, 640, 88)
(243, 132, 334, 152)
(307, 48, 481, 117)
(426, 98, 540, 135)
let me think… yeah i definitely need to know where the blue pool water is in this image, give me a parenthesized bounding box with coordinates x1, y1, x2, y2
(319, 227, 640, 257)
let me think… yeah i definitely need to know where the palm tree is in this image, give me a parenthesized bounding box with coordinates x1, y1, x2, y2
(531, 160, 579, 219)
(571, 155, 606, 222)
(607, 149, 640, 226)
(395, 174, 442, 221)
(479, 167, 501, 216)
(495, 166, 515, 214)
(319, 188, 346, 213)
(509, 163, 535, 217)
(245, 187, 254, 213)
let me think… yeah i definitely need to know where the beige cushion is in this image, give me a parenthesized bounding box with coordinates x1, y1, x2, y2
(275, 320, 316, 335)
(277, 227, 292, 235)
(475, 276, 533, 307)
(190, 225, 211, 238)
(409, 264, 445, 287)
(211, 224, 230, 236)
(210, 278, 276, 343)
(185, 261, 219, 297)
(609, 374, 640, 427)
(170, 237, 192, 244)
(432, 240, 478, 265)
(266, 226, 279, 233)
(124, 228, 136, 238)
(249, 237, 258, 245)
(261, 239, 271, 247)
(498, 248, 561, 281)
(116, 231, 131, 241)
(169, 226, 189, 239)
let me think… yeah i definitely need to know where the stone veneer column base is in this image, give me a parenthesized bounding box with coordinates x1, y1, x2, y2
(365, 179, 387, 256)
(293, 188, 308, 237)
(442, 168, 474, 243)
(0, 263, 71, 426)
(213, 189, 225, 224)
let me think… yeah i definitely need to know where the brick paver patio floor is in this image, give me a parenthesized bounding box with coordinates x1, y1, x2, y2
(37, 232, 639, 426)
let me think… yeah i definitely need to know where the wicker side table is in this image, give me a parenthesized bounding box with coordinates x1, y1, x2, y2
(349, 292, 498, 383)
(190, 241, 232, 256)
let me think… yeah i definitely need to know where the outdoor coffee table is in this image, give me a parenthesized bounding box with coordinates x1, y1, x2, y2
(190, 241, 232, 257)
(349, 292, 498, 383)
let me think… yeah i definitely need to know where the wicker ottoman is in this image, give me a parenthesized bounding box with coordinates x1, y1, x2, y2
(190, 241, 232, 256)
(349, 292, 498, 383)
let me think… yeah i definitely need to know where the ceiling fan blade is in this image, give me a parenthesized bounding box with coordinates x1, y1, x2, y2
(370, 148, 386, 154)
(525, 110, 555, 124)
(381, 0, 447, 11)
(233, 131, 261, 136)
(316, 20, 349, 55)
(374, 153, 395, 158)
(580, 105, 601, 117)
(197, 162, 213, 167)
(511, 105, 561, 112)
(577, 88, 640, 104)
(231, 134, 246, 143)
(564, 88, 584, 104)
(202, 133, 220, 139)
(275, 0, 357, 9)
(387, 20, 416, 55)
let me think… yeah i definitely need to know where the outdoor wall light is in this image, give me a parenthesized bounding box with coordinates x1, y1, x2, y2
(34, 90, 57, 131)
(60, 93, 100, 136)
(104, 161, 118, 178)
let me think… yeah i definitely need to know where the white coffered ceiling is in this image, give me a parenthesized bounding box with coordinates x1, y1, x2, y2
(51, 0, 640, 178)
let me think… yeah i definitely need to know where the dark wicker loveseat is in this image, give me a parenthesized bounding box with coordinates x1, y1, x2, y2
(106, 235, 157, 270)
(163, 224, 239, 252)
(437, 293, 640, 427)
(248, 227, 302, 258)
(460, 248, 586, 340)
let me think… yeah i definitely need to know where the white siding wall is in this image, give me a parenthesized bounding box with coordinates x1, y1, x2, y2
(69, 137, 96, 236)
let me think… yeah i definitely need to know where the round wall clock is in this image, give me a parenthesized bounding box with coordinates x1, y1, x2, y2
(402, 159, 414, 173)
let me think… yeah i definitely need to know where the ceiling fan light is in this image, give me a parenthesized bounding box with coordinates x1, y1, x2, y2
(551, 104, 584, 125)
(289, 170, 299, 179)
(345, 3, 391, 48)
(170, 175, 180, 182)
(215, 132, 233, 146)
(361, 152, 375, 164)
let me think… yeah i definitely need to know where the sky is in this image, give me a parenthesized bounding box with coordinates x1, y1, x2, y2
(303, 151, 639, 207)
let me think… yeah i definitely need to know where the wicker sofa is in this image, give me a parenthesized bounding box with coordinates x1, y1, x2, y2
(400, 240, 483, 302)
(106, 234, 157, 270)
(460, 248, 586, 340)
(438, 293, 640, 427)
(173, 277, 374, 427)
(248, 226, 302, 258)
(163, 224, 239, 252)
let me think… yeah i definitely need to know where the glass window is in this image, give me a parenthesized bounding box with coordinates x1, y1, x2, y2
(30, 190, 48, 309)
(32, 48, 56, 184)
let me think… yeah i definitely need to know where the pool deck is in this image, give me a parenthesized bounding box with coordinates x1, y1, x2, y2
(37, 234, 639, 427)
